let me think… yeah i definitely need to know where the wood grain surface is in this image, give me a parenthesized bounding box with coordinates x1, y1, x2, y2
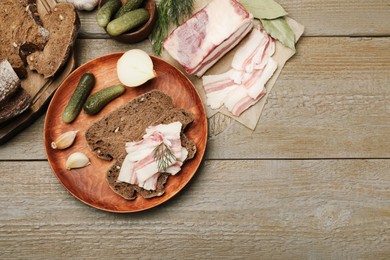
(77, 0, 390, 38)
(1, 37, 389, 160)
(0, 160, 389, 259)
(1, 0, 389, 258)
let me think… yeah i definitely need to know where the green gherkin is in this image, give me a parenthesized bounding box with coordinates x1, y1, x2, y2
(114, 0, 144, 19)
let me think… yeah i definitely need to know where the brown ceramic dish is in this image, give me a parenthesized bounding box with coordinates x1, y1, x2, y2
(44, 53, 207, 213)
(99, 0, 157, 43)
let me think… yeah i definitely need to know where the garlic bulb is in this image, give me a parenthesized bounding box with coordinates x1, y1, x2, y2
(51, 130, 79, 150)
(65, 0, 99, 11)
(117, 49, 157, 87)
(66, 152, 90, 170)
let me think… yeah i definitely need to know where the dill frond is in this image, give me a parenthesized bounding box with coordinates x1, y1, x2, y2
(151, 0, 194, 55)
(153, 142, 176, 172)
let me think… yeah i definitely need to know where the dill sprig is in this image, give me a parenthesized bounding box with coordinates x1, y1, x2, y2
(153, 142, 176, 172)
(151, 0, 194, 55)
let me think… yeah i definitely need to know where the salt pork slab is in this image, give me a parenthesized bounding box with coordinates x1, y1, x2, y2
(163, 0, 253, 77)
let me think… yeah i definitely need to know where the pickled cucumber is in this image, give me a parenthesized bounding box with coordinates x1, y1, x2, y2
(106, 8, 149, 36)
(96, 0, 122, 27)
(114, 0, 144, 19)
(62, 73, 95, 123)
(83, 85, 126, 115)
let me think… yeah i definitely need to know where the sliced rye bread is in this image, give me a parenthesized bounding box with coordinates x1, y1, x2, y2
(106, 134, 196, 200)
(154, 108, 195, 129)
(85, 90, 197, 200)
(86, 90, 175, 161)
(0, 0, 49, 78)
(0, 59, 32, 124)
(135, 134, 196, 199)
(0, 88, 32, 124)
(27, 3, 80, 78)
(0, 60, 20, 104)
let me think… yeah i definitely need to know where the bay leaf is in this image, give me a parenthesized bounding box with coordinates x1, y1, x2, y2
(240, 0, 288, 19)
(261, 17, 296, 50)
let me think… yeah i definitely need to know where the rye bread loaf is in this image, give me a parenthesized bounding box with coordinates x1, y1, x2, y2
(85, 90, 197, 200)
(0, 59, 32, 124)
(0, 60, 20, 104)
(0, 0, 49, 78)
(0, 88, 32, 124)
(27, 3, 80, 78)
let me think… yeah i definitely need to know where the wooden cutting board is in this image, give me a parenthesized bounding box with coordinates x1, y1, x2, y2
(0, 0, 77, 144)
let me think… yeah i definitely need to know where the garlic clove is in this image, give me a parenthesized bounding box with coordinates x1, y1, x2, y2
(65, 0, 99, 11)
(51, 130, 79, 149)
(117, 49, 157, 87)
(66, 152, 90, 170)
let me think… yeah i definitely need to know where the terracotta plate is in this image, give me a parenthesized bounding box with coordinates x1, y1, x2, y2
(44, 53, 207, 213)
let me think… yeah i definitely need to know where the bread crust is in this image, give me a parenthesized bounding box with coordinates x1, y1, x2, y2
(0, 60, 20, 104)
(0, 88, 32, 124)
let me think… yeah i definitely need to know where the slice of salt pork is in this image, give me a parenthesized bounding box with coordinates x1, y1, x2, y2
(163, 0, 254, 77)
(117, 122, 188, 191)
(231, 29, 268, 73)
(201, 25, 278, 116)
(202, 69, 239, 109)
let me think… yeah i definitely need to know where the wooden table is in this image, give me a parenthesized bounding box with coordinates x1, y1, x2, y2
(1, 1, 389, 258)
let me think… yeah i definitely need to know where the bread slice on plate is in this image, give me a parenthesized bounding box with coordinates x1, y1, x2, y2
(106, 134, 196, 200)
(86, 90, 175, 161)
(85, 90, 197, 200)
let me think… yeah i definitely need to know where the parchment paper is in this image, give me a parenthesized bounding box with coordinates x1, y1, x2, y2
(215, 17, 305, 130)
(160, 1, 305, 130)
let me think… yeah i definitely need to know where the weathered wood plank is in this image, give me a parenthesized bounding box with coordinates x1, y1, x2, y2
(76, 0, 390, 38)
(209, 36, 390, 159)
(0, 160, 389, 259)
(0, 115, 46, 160)
(278, 0, 390, 36)
(0, 37, 388, 160)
